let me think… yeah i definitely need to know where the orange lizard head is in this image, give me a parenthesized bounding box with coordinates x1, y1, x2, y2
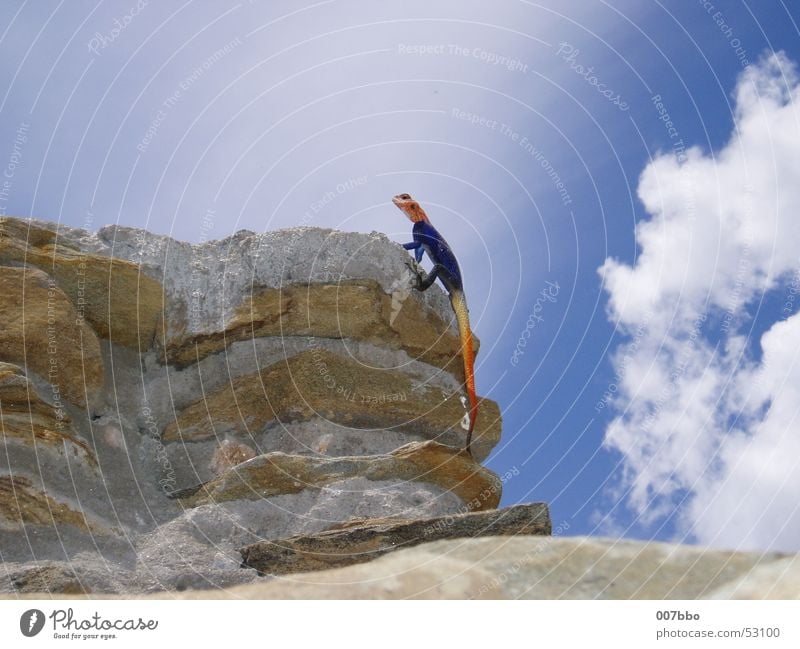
(392, 193, 429, 223)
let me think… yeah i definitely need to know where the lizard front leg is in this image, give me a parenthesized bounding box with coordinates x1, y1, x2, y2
(403, 241, 424, 263)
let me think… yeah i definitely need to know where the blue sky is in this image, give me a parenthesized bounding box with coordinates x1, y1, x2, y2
(2, 1, 799, 552)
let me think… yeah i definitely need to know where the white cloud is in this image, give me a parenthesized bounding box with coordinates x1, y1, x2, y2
(599, 52, 800, 552)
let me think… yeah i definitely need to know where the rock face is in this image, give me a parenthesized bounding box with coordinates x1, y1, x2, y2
(152, 537, 800, 600)
(163, 348, 500, 463)
(0, 218, 164, 349)
(241, 502, 551, 575)
(177, 441, 501, 511)
(0, 267, 104, 406)
(4, 215, 792, 601)
(0, 215, 505, 593)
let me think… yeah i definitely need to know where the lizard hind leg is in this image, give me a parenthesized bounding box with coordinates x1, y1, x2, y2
(414, 264, 449, 292)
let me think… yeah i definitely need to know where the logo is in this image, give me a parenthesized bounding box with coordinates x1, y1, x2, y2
(20, 609, 45, 637)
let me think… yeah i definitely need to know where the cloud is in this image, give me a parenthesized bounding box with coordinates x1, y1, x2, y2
(599, 51, 800, 552)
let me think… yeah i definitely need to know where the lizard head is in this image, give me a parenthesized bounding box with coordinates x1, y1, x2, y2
(392, 193, 429, 223)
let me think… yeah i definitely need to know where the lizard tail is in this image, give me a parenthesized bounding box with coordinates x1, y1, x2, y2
(449, 289, 478, 454)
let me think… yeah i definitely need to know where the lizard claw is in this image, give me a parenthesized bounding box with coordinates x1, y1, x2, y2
(404, 259, 425, 289)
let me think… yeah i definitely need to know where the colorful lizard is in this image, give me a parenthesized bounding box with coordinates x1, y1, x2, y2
(392, 193, 478, 455)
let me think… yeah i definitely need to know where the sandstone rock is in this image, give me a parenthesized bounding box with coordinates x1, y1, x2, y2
(0, 560, 129, 595)
(165, 280, 477, 381)
(176, 440, 501, 511)
(0, 217, 164, 349)
(130, 477, 468, 592)
(210, 440, 257, 476)
(175, 551, 502, 600)
(410, 536, 786, 599)
(4, 534, 796, 599)
(0, 474, 110, 534)
(2, 221, 456, 348)
(0, 266, 104, 406)
(163, 349, 501, 461)
(0, 362, 142, 564)
(0, 217, 509, 592)
(88, 225, 460, 352)
(706, 555, 800, 599)
(139, 336, 465, 424)
(134, 536, 794, 600)
(0, 362, 95, 464)
(240, 502, 551, 575)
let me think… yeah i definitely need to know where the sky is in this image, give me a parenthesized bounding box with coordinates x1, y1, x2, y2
(1, 1, 799, 553)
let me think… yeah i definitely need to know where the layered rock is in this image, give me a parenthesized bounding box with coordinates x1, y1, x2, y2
(241, 502, 551, 575)
(0, 217, 164, 349)
(0, 266, 104, 407)
(8, 535, 792, 600)
(153, 537, 800, 600)
(0, 215, 505, 592)
(163, 349, 500, 466)
(0, 362, 129, 564)
(177, 441, 500, 511)
(1, 215, 797, 601)
(164, 280, 475, 377)
(0, 362, 94, 463)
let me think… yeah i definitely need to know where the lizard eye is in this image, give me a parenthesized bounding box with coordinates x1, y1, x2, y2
(400, 193, 411, 200)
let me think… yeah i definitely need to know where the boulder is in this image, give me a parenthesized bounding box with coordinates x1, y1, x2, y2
(135, 536, 796, 600)
(241, 502, 551, 575)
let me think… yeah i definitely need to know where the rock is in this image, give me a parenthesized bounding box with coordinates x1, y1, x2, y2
(432, 536, 792, 599)
(174, 551, 502, 600)
(132, 477, 468, 592)
(0, 361, 140, 564)
(0, 266, 104, 406)
(0, 559, 130, 595)
(132, 513, 262, 593)
(86, 225, 461, 356)
(164, 280, 477, 381)
(176, 441, 501, 512)
(0, 362, 95, 464)
(0, 218, 164, 350)
(139, 336, 462, 421)
(210, 440, 257, 476)
(3, 220, 460, 360)
(127, 536, 794, 600)
(240, 502, 551, 575)
(163, 348, 501, 461)
(0, 474, 113, 535)
(706, 555, 800, 599)
(0, 216, 511, 593)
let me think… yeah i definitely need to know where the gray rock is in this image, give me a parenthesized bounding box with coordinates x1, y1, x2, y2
(241, 502, 551, 575)
(706, 555, 800, 599)
(1, 217, 499, 592)
(119, 536, 796, 600)
(130, 478, 464, 592)
(39, 219, 456, 344)
(0, 556, 131, 594)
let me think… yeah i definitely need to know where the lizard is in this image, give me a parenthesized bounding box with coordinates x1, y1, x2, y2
(392, 193, 478, 455)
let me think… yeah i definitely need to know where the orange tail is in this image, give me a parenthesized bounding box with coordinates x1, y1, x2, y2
(450, 289, 478, 454)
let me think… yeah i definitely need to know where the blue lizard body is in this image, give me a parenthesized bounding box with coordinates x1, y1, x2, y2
(403, 220, 464, 293)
